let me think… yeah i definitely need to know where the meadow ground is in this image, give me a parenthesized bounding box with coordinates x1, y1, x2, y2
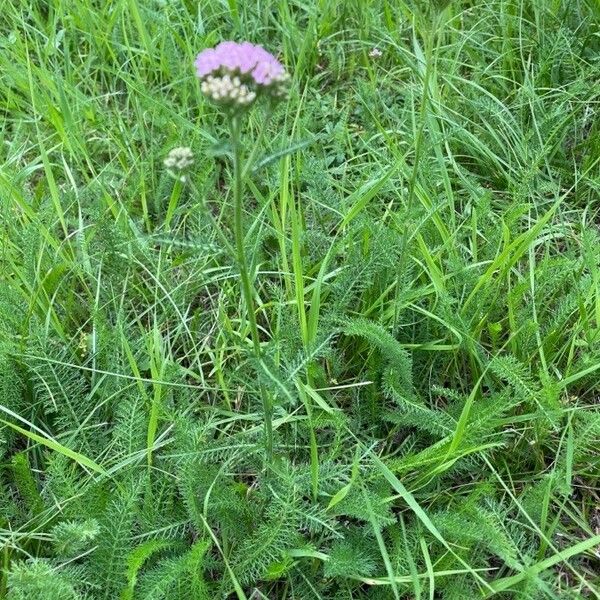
(1, 0, 599, 598)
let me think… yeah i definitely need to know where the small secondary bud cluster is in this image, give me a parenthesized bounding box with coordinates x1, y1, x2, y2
(261, 70, 290, 101)
(164, 147, 194, 171)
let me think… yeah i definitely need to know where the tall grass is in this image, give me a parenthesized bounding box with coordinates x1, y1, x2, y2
(0, 0, 599, 598)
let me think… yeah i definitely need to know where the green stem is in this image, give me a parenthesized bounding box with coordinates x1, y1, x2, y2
(242, 106, 274, 179)
(230, 115, 273, 465)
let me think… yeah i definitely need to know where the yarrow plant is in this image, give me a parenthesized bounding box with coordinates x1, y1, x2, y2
(195, 41, 291, 465)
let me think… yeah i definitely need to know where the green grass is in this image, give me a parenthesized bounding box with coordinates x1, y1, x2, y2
(1, 0, 599, 598)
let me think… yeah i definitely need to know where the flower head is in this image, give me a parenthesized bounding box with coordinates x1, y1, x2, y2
(195, 41, 290, 109)
(164, 147, 194, 170)
(164, 147, 194, 181)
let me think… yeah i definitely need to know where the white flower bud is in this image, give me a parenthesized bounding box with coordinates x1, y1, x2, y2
(164, 147, 194, 172)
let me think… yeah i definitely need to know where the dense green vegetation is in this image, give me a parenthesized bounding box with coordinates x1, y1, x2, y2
(1, 0, 599, 597)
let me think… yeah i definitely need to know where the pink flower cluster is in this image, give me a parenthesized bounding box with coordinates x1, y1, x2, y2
(195, 41, 289, 108)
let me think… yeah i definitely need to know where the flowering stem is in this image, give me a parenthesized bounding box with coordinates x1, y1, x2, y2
(230, 115, 273, 465)
(242, 106, 274, 179)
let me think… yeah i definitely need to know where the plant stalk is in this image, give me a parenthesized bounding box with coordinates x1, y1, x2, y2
(230, 115, 273, 465)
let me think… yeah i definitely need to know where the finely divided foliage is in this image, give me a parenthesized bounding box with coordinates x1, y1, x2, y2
(0, 0, 599, 599)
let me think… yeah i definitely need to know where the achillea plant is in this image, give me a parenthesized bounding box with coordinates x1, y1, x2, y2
(194, 41, 291, 465)
(2, 4, 600, 597)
